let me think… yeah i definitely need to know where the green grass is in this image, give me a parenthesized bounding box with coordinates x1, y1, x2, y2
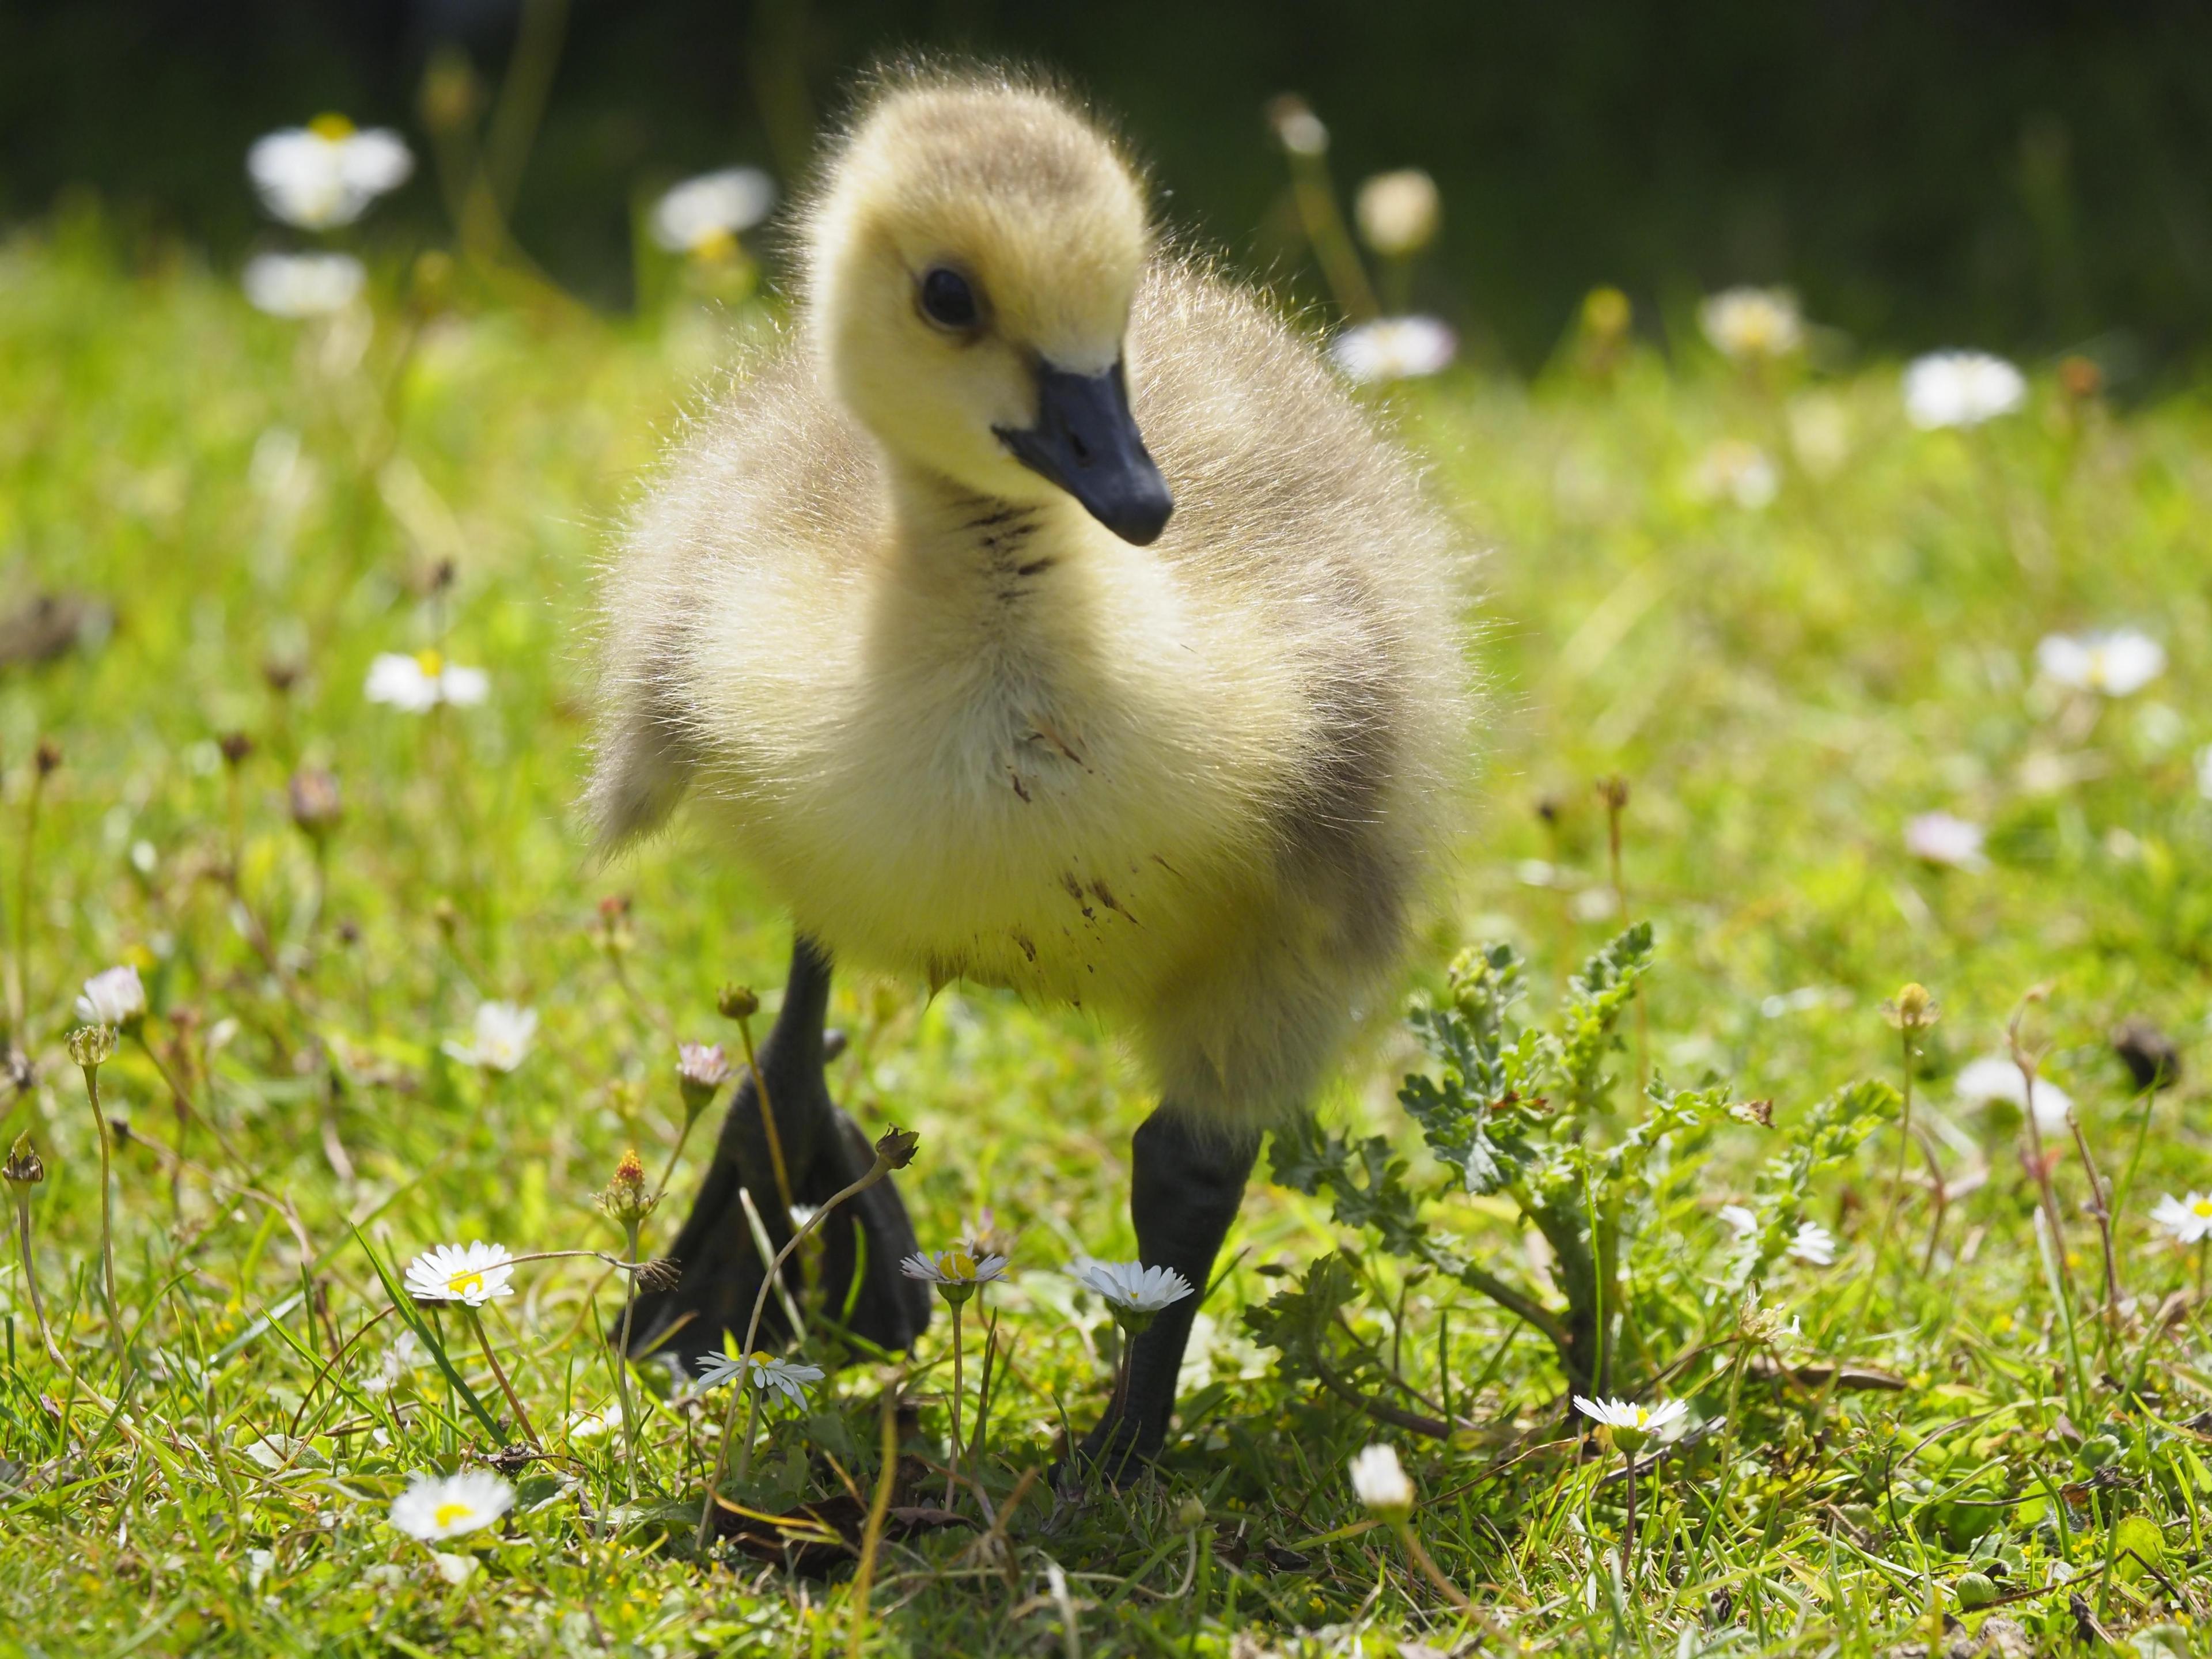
(3, 214, 2211, 1656)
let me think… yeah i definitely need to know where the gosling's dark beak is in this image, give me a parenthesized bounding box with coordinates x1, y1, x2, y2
(994, 359, 1173, 546)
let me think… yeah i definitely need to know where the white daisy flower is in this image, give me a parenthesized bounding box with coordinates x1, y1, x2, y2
(1786, 1221, 1837, 1267)
(248, 116, 414, 230)
(403, 1241, 517, 1306)
(430, 1551, 478, 1585)
(649, 167, 777, 255)
(1573, 1395, 1689, 1450)
(75, 964, 147, 1028)
(1904, 811, 1987, 871)
(1354, 169, 1440, 258)
(2151, 1193, 2212, 1245)
(1718, 1203, 1758, 1238)
(1347, 1442, 1414, 1518)
(694, 1351, 825, 1408)
(899, 1247, 1010, 1300)
(565, 1401, 624, 1442)
(1953, 1055, 2074, 1134)
(243, 252, 366, 319)
(1328, 316, 1457, 384)
(1689, 438, 1779, 510)
(1903, 351, 2026, 429)
(2035, 630, 2165, 698)
(1068, 1258, 1196, 1331)
(365, 650, 490, 713)
(442, 1002, 537, 1072)
(1698, 287, 1803, 361)
(388, 1468, 515, 1540)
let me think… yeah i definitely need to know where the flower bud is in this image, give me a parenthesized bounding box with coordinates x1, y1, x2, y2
(717, 983, 760, 1022)
(598, 1147, 657, 1227)
(1354, 169, 1440, 259)
(2, 1132, 43, 1187)
(218, 731, 255, 768)
(1880, 983, 1940, 1031)
(874, 1126, 920, 1170)
(1266, 94, 1328, 157)
(676, 1041, 731, 1122)
(33, 739, 60, 778)
(1176, 1494, 1207, 1531)
(67, 1024, 118, 1070)
(288, 767, 343, 840)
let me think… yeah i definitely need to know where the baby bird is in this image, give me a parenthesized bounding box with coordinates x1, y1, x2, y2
(594, 67, 1467, 1474)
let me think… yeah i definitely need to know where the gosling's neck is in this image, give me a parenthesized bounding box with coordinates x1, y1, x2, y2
(879, 455, 1083, 597)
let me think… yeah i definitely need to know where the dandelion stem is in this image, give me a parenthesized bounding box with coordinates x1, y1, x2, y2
(79, 1064, 120, 1357)
(463, 1304, 540, 1450)
(9, 1187, 56, 1362)
(734, 1011, 795, 1222)
(1392, 1518, 1473, 1611)
(615, 1217, 642, 1499)
(696, 1149, 897, 1552)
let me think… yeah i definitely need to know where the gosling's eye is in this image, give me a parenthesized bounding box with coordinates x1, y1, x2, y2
(918, 266, 981, 331)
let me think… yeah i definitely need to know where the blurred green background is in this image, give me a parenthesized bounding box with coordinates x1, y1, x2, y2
(6, 0, 2212, 380)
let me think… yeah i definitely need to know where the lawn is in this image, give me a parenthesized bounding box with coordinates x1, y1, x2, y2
(3, 215, 2211, 1656)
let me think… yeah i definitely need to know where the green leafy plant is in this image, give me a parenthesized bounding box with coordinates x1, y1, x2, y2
(1259, 927, 1898, 1411)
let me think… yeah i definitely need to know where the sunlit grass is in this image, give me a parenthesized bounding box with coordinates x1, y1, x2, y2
(2, 217, 2210, 1654)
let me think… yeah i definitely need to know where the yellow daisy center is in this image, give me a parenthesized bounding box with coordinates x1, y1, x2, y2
(2191, 1199, 2212, 1219)
(415, 648, 445, 678)
(447, 1270, 484, 1297)
(309, 113, 357, 142)
(944, 1249, 976, 1280)
(689, 228, 738, 263)
(431, 1501, 473, 1529)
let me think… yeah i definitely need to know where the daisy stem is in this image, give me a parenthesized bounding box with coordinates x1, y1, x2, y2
(1392, 1518, 1473, 1612)
(1620, 1453, 1637, 1587)
(696, 1152, 894, 1553)
(2198, 1238, 2206, 1305)
(946, 1297, 964, 1511)
(846, 1374, 901, 1659)
(463, 1304, 540, 1450)
(10, 1185, 58, 1363)
(615, 1217, 642, 1499)
(78, 1063, 120, 1358)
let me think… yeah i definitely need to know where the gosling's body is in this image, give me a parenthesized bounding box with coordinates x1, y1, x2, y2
(599, 270, 1460, 1122)
(593, 71, 1467, 1472)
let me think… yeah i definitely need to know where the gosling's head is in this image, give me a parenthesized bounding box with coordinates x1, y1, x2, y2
(805, 74, 1173, 546)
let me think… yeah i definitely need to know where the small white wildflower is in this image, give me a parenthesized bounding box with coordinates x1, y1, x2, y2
(430, 1550, 478, 1586)
(1573, 1395, 1689, 1451)
(442, 1002, 537, 1072)
(649, 167, 777, 254)
(1347, 1442, 1414, 1519)
(2035, 630, 2165, 698)
(365, 649, 490, 713)
(243, 252, 365, 319)
(1903, 351, 2025, 429)
(1904, 811, 1987, 871)
(388, 1468, 514, 1540)
(1271, 102, 1330, 157)
(1354, 169, 1440, 257)
(2151, 1194, 2212, 1245)
(1069, 1257, 1195, 1332)
(1689, 438, 1779, 510)
(1718, 1204, 1758, 1238)
(1699, 287, 1803, 361)
(694, 1351, 825, 1408)
(565, 1401, 624, 1442)
(1328, 316, 1457, 384)
(246, 1547, 275, 1592)
(248, 116, 413, 229)
(75, 964, 147, 1028)
(1953, 1055, 2073, 1134)
(403, 1241, 517, 1306)
(899, 1246, 1010, 1304)
(1786, 1221, 1837, 1267)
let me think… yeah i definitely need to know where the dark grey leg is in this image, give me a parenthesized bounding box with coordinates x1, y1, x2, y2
(1074, 1105, 1258, 1479)
(626, 937, 932, 1368)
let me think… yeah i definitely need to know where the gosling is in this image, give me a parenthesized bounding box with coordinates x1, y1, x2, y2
(593, 67, 1468, 1475)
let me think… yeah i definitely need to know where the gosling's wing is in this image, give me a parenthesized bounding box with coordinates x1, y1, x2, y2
(588, 340, 884, 851)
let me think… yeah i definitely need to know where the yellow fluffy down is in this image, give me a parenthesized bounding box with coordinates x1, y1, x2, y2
(591, 67, 1473, 1126)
